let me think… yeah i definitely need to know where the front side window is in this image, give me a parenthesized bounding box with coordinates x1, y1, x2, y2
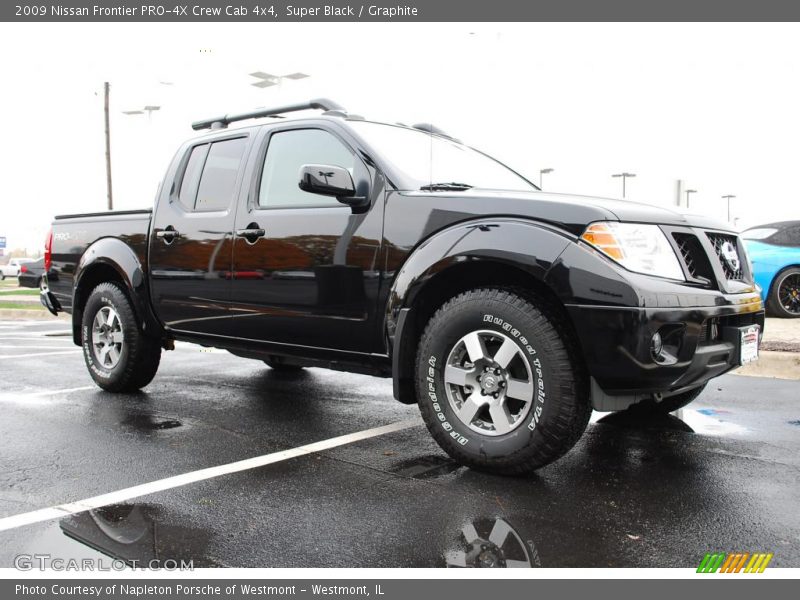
(258, 129, 357, 208)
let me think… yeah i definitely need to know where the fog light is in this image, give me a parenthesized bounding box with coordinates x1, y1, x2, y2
(651, 331, 664, 360)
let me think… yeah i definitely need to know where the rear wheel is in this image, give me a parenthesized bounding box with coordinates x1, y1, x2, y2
(415, 288, 591, 475)
(767, 267, 800, 318)
(81, 282, 161, 392)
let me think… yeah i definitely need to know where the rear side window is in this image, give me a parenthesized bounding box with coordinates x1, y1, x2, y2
(178, 144, 209, 210)
(177, 137, 247, 211)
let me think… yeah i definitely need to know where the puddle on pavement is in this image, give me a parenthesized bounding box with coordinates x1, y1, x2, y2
(594, 411, 695, 433)
(674, 409, 747, 436)
(121, 414, 183, 432)
(591, 408, 747, 437)
(58, 503, 221, 568)
(391, 455, 462, 479)
(444, 517, 539, 568)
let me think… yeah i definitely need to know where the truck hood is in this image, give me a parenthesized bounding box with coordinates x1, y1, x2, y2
(405, 189, 732, 236)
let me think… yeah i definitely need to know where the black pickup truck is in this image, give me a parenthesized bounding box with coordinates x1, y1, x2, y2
(41, 98, 764, 474)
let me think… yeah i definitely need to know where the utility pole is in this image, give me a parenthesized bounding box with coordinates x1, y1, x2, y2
(611, 172, 636, 198)
(104, 82, 113, 211)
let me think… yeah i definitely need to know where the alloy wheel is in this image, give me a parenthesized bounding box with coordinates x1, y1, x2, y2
(778, 273, 800, 315)
(92, 306, 125, 368)
(444, 329, 535, 436)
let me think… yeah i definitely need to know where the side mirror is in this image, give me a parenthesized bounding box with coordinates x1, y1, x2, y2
(299, 164, 355, 197)
(298, 164, 368, 209)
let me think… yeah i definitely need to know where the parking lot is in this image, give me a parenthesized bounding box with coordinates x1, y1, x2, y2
(0, 317, 798, 568)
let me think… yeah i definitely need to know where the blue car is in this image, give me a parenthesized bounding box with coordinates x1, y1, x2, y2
(742, 221, 800, 318)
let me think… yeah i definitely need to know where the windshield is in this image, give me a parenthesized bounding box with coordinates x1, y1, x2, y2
(348, 121, 536, 192)
(742, 228, 778, 240)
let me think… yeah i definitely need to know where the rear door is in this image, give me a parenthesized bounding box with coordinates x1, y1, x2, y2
(149, 133, 251, 336)
(228, 124, 384, 352)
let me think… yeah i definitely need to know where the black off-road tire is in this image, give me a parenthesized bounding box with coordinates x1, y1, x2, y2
(627, 384, 707, 414)
(767, 267, 800, 318)
(415, 288, 591, 475)
(81, 282, 161, 392)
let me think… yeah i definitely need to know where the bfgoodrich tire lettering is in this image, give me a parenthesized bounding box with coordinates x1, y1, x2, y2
(416, 288, 591, 475)
(81, 282, 161, 392)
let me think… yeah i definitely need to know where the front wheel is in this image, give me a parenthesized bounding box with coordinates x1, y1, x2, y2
(767, 267, 800, 318)
(81, 282, 161, 392)
(415, 288, 591, 475)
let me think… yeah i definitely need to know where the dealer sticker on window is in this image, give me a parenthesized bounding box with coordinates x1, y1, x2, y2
(740, 325, 760, 364)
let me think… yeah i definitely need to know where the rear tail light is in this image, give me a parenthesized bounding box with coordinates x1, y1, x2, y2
(20, 265, 28, 273)
(44, 228, 53, 271)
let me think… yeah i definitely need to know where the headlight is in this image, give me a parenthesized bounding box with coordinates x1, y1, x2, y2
(581, 222, 685, 281)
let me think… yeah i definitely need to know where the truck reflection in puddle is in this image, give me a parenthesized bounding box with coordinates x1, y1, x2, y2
(445, 517, 539, 568)
(59, 503, 221, 568)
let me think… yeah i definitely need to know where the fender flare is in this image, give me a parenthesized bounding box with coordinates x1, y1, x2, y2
(386, 218, 574, 403)
(72, 237, 162, 344)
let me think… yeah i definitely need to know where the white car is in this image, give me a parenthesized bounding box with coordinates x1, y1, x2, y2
(0, 258, 35, 280)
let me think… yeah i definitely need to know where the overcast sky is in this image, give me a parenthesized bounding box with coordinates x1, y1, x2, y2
(0, 22, 798, 254)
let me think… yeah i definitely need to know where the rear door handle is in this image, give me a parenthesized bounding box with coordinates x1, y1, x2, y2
(236, 224, 266, 244)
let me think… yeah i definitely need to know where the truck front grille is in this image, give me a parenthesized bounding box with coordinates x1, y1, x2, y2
(672, 233, 714, 284)
(706, 233, 744, 280)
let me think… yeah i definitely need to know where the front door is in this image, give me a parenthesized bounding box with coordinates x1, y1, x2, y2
(229, 126, 384, 352)
(149, 134, 250, 336)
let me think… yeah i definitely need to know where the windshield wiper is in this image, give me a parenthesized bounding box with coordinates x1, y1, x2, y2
(419, 182, 473, 191)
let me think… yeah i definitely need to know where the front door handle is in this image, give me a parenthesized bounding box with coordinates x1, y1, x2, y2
(156, 226, 180, 244)
(236, 223, 266, 244)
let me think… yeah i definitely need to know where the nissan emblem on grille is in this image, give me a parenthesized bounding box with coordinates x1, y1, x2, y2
(707, 233, 743, 280)
(720, 241, 740, 273)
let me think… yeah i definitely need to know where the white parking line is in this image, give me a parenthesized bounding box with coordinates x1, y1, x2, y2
(22, 386, 96, 397)
(0, 386, 97, 404)
(0, 331, 71, 338)
(0, 419, 419, 532)
(0, 350, 80, 359)
(0, 345, 74, 350)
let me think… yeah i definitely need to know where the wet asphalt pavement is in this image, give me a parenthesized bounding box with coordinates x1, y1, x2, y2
(0, 319, 798, 568)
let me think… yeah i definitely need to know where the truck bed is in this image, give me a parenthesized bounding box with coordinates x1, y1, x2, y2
(49, 209, 153, 312)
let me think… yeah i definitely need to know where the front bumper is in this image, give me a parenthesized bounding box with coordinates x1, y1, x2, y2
(567, 292, 764, 397)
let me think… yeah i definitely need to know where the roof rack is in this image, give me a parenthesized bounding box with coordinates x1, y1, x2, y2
(411, 122, 460, 142)
(191, 98, 346, 131)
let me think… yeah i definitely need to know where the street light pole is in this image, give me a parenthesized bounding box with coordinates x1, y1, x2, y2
(539, 168, 554, 188)
(104, 82, 113, 211)
(611, 172, 636, 198)
(722, 195, 736, 222)
(685, 189, 697, 209)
